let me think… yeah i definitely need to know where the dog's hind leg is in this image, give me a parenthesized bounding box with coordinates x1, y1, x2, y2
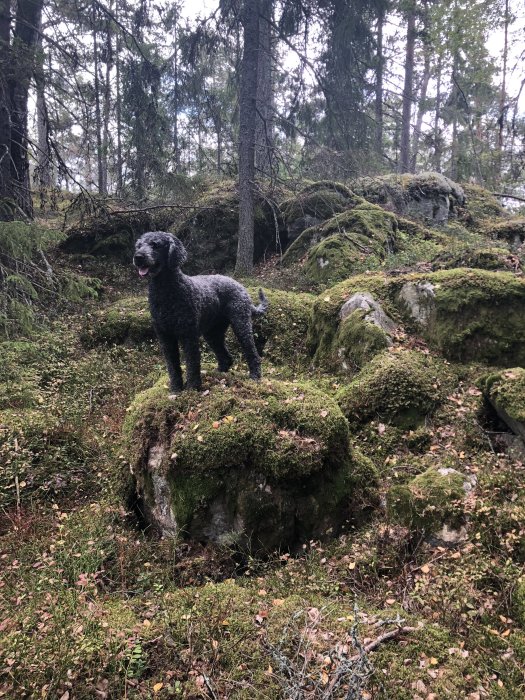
(159, 336, 183, 393)
(230, 315, 261, 380)
(181, 336, 202, 390)
(204, 323, 233, 372)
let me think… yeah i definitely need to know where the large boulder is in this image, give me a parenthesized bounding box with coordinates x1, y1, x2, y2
(351, 172, 465, 225)
(123, 375, 377, 550)
(336, 350, 447, 429)
(280, 181, 361, 243)
(175, 182, 285, 273)
(308, 269, 525, 367)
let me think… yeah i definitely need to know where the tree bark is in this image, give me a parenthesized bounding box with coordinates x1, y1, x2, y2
(374, 3, 384, 158)
(433, 54, 442, 172)
(410, 36, 431, 172)
(399, 1, 416, 173)
(115, 0, 123, 194)
(254, 0, 273, 178)
(496, 0, 509, 185)
(236, 0, 260, 277)
(92, 2, 105, 194)
(0, 0, 12, 209)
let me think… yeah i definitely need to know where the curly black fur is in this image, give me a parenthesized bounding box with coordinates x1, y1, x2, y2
(134, 231, 268, 392)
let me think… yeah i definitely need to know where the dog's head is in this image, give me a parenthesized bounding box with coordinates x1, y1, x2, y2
(133, 231, 188, 278)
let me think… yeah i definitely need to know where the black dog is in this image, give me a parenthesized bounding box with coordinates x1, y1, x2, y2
(133, 231, 268, 392)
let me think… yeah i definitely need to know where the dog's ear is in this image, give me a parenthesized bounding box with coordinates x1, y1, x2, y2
(167, 235, 188, 269)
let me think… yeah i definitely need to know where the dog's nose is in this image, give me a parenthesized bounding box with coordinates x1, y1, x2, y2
(134, 254, 146, 266)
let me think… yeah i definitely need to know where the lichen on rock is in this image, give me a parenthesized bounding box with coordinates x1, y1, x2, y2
(123, 374, 377, 550)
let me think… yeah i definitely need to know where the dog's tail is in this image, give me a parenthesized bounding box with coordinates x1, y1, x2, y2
(252, 288, 268, 317)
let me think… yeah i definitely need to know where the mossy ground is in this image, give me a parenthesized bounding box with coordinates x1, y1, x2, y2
(2, 181, 525, 698)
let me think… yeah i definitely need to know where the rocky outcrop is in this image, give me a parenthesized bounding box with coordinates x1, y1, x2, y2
(308, 269, 525, 368)
(351, 172, 465, 226)
(123, 375, 377, 550)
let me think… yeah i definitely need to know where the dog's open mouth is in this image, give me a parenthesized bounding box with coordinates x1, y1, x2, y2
(137, 266, 150, 278)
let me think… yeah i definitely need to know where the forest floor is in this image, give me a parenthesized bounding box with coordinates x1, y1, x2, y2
(1, 189, 525, 699)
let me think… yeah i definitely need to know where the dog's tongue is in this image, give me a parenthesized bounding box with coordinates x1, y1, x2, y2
(138, 267, 149, 278)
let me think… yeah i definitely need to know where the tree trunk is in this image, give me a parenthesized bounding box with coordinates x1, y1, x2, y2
(374, 3, 384, 157)
(399, 2, 416, 173)
(236, 0, 260, 277)
(92, 3, 105, 195)
(410, 43, 431, 172)
(8, 0, 44, 217)
(0, 0, 12, 210)
(102, 13, 112, 195)
(115, 0, 123, 194)
(433, 54, 442, 172)
(172, 7, 180, 174)
(254, 0, 273, 178)
(496, 0, 509, 185)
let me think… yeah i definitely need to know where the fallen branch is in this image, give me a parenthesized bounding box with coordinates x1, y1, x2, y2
(492, 192, 525, 203)
(347, 625, 416, 662)
(110, 204, 214, 214)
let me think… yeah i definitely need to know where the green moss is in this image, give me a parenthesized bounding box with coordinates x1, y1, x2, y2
(432, 245, 514, 271)
(281, 182, 359, 227)
(486, 217, 525, 246)
(0, 341, 41, 408)
(322, 308, 390, 372)
(124, 374, 377, 547)
(480, 368, 525, 442)
(513, 581, 525, 627)
(387, 466, 467, 534)
(308, 269, 525, 366)
(336, 350, 447, 429)
(282, 203, 397, 268)
(304, 235, 371, 284)
(460, 183, 504, 228)
(0, 408, 95, 511)
(247, 287, 315, 368)
(80, 296, 155, 347)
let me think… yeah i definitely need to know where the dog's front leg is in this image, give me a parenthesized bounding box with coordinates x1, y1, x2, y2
(181, 335, 202, 390)
(159, 336, 183, 393)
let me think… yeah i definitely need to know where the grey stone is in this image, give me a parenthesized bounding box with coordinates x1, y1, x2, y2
(340, 292, 397, 337)
(397, 282, 436, 326)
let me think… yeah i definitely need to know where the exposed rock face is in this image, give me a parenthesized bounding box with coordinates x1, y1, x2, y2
(339, 292, 397, 337)
(480, 368, 525, 443)
(123, 375, 377, 551)
(397, 281, 436, 325)
(387, 466, 475, 543)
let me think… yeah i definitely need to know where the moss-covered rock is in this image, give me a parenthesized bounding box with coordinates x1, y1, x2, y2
(247, 287, 315, 368)
(513, 581, 525, 627)
(59, 209, 180, 261)
(123, 374, 377, 550)
(486, 217, 525, 249)
(309, 269, 525, 367)
(176, 182, 285, 273)
(480, 368, 525, 441)
(387, 466, 472, 537)
(280, 181, 361, 242)
(336, 350, 446, 429)
(432, 245, 517, 272)
(282, 203, 397, 271)
(459, 183, 504, 229)
(81, 296, 155, 347)
(351, 172, 465, 225)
